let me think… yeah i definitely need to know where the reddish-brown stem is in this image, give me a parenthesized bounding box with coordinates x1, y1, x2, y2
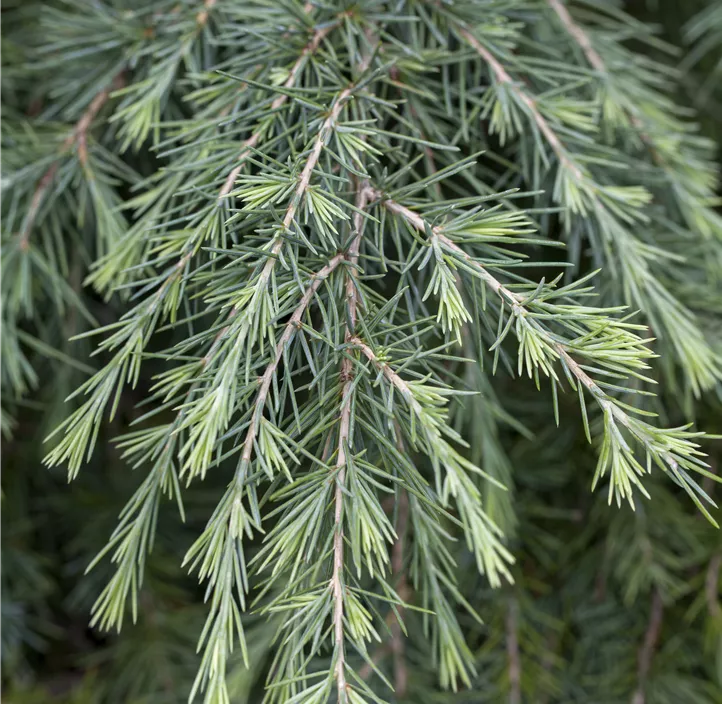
(506, 599, 522, 704)
(238, 254, 345, 467)
(390, 480, 410, 696)
(218, 22, 334, 197)
(545, 0, 661, 162)
(19, 74, 124, 250)
(546, 0, 605, 71)
(631, 590, 664, 704)
(19, 166, 60, 252)
(457, 26, 583, 181)
(332, 182, 372, 699)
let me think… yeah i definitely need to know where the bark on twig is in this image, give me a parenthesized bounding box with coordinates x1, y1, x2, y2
(332, 181, 372, 699)
(19, 74, 124, 250)
(631, 590, 663, 704)
(506, 598, 522, 704)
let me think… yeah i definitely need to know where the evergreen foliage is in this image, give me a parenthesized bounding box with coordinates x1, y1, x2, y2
(2, 1, 722, 703)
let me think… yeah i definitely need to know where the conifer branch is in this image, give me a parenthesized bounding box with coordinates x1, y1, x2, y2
(332, 182, 372, 700)
(545, 0, 660, 160)
(352, 332, 514, 587)
(455, 26, 583, 180)
(218, 21, 333, 197)
(453, 13, 721, 394)
(18, 73, 123, 250)
(545, 0, 722, 262)
(232, 70, 367, 305)
(239, 254, 345, 469)
(373, 192, 718, 515)
(183, 255, 344, 703)
(546, 0, 605, 72)
(353, 339, 428, 426)
(9, 4, 721, 701)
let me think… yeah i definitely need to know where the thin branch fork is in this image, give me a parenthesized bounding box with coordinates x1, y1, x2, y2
(183, 59, 377, 493)
(218, 10, 377, 199)
(93, 14, 341, 377)
(142, 9, 329, 317)
(352, 337, 425, 421)
(235, 184, 373, 469)
(228, 72, 364, 320)
(178, 71, 366, 382)
(212, 26, 377, 344)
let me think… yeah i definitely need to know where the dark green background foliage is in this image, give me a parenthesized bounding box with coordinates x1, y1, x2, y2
(2, 1, 722, 702)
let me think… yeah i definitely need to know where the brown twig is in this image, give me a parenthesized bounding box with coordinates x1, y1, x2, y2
(546, 0, 605, 71)
(332, 181, 373, 699)
(545, 0, 661, 162)
(390, 426, 410, 697)
(353, 336, 425, 421)
(238, 254, 345, 467)
(195, 0, 217, 28)
(506, 599, 522, 704)
(218, 22, 334, 197)
(235, 75, 361, 313)
(19, 74, 124, 250)
(631, 590, 663, 704)
(456, 26, 583, 181)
